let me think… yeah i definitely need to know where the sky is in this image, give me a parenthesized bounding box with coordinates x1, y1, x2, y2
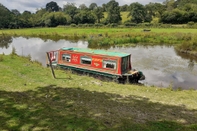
(1, 0, 164, 13)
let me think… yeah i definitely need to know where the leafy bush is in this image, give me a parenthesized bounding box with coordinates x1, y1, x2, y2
(187, 21, 195, 26)
(124, 22, 137, 27)
(10, 46, 17, 59)
(94, 23, 104, 27)
(70, 24, 77, 27)
(78, 24, 83, 27)
(110, 23, 118, 27)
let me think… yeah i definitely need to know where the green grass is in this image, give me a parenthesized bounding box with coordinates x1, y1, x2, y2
(120, 12, 131, 23)
(1, 54, 197, 130)
(1, 27, 197, 36)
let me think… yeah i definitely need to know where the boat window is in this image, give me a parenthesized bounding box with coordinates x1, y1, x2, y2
(62, 54, 71, 62)
(103, 60, 116, 69)
(81, 56, 92, 65)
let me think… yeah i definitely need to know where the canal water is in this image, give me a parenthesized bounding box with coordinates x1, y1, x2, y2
(0, 36, 197, 90)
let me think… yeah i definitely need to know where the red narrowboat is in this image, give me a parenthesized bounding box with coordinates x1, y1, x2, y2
(47, 47, 145, 83)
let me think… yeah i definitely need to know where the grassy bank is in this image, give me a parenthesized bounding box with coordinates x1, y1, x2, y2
(1, 27, 197, 54)
(1, 54, 197, 130)
(1, 27, 197, 37)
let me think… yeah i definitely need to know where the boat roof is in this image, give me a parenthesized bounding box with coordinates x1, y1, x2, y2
(61, 47, 130, 57)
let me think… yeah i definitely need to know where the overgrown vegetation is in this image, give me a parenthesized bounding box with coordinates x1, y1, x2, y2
(1, 53, 197, 131)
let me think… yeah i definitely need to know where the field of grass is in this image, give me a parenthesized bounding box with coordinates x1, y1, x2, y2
(1, 54, 197, 130)
(1, 27, 197, 36)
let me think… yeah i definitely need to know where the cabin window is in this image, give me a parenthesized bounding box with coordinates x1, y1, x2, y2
(62, 54, 71, 62)
(81, 56, 92, 65)
(103, 60, 116, 70)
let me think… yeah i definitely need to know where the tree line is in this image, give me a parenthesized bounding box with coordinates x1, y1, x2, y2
(0, 0, 197, 29)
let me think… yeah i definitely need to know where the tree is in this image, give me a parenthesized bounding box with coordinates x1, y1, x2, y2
(93, 7, 104, 23)
(89, 3, 97, 10)
(10, 9, 21, 28)
(34, 8, 48, 27)
(11, 9, 20, 16)
(102, 4, 107, 12)
(163, 0, 176, 11)
(63, 3, 78, 23)
(79, 4, 88, 10)
(74, 10, 96, 24)
(106, 0, 122, 24)
(46, 1, 60, 12)
(19, 11, 32, 27)
(189, 11, 197, 22)
(43, 12, 67, 27)
(120, 4, 129, 11)
(128, 2, 146, 23)
(161, 9, 189, 24)
(0, 3, 12, 28)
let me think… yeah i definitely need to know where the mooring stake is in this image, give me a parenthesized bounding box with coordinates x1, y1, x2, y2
(46, 52, 56, 79)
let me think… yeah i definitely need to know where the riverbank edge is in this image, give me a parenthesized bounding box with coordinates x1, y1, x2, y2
(1, 27, 197, 58)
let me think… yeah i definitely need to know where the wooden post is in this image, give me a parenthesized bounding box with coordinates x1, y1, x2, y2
(46, 52, 56, 79)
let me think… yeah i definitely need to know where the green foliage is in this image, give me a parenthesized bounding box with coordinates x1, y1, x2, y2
(93, 7, 104, 23)
(46, 1, 60, 12)
(10, 46, 17, 59)
(106, 0, 122, 23)
(0, 4, 12, 28)
(63, 3, 78, 22)
(124, 22, 137, 27)
(1, 1, 197, 28)
(73, 10, 96, 24)
(128, 2, 146, 23)
(11, 46, 17, 55)
(109, 23, 118, 27)
(89, 3, 98, 10)
(188, 21, 195, 26)
(43, 12, 67, 27)
(161, 9, 191, 24)
(70, 24, 77, 27)
(94, 23, 104, 27)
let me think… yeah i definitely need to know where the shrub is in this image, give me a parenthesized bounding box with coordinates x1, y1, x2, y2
(124, 22, 137, 27)
(94, 23, 104, 28)
(110, 23, 118, 27)
(87, 24, 94, 27)
(10, 46, 17, 59)
(78, 24, 83, 27)
(11, 46, 17, 55)
(187, 21, 195, 26)
(70, 24, 77, 27)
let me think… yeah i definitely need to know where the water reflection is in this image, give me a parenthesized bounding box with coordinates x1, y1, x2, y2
(0, 37, 88, 66)
(188, 60, 195, 71)
(0, 35, 13, 49)
(0, 37, 196, 90)
(110, 45, 197, 90)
